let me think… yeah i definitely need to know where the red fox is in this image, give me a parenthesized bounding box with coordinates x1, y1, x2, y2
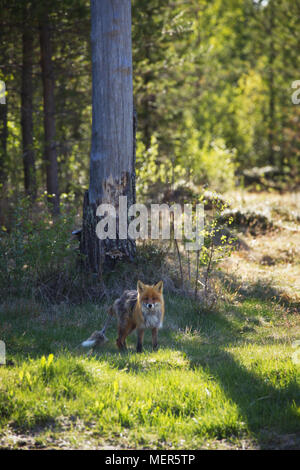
(81, 280, 164, 353)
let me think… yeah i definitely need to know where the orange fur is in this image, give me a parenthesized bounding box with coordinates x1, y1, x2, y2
(115, 280, 164, 352)
(82, 280, 165, 353)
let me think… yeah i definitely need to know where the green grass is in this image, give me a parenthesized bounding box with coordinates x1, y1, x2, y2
(0, 294, 299, 449)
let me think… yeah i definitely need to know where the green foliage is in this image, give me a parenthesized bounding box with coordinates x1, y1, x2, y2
(136, 133, 160, 197)
(200, 194, 235, 266)
(0, 195, 77, 297)
(1, 0, 299, 202)
(40, 354, 55, 383)
(132, 0, 300, 192)
(193, 192, 236, 303)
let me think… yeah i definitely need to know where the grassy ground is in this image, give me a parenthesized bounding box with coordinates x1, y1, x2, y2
(0, 191, 299, 449)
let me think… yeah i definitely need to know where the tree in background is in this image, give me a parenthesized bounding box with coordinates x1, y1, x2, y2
(39, 5, 59, 214)
(0, 0, 299, 223)
(0, 0, 91, 218)
(21, 1, 36, 200)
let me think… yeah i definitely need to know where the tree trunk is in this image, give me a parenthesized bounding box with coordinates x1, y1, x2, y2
(80, 0, 136, 273)
(267, 1, 276, 167)
(0, 83, 8, 228)
(39, 14, 59, 214)
(0, 94, 7, 190)
(22, 5, 36, 199)
(0, 24, 8, 228)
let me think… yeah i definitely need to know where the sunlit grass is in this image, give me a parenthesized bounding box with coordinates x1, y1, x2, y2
(0, 292, 299, 449)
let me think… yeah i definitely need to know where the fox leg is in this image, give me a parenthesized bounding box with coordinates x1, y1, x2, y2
(116, 323, 136, 351)
(116, 326, 128, 350)
(152, 328, 158, 351)
(136, 328, 145, 353)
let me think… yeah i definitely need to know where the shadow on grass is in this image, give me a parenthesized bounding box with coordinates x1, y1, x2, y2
(1, 275, 299, 449)
(191, 348, 299, 447)
(84, 296, 300, 447)
(168, 304, 300, 448)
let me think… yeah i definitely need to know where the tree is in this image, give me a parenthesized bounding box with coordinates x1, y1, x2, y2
(21, 1, 36, 199)
(0, 74, 7, 193)
(39, 8, 59, 214)
(0, 19, 9, 227)
(80, 0, 136, 273)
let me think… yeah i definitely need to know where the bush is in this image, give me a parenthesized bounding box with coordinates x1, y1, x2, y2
(195, 138, 237, 192)
(0, 195, 78, 299)
(219, 207, 273, 235)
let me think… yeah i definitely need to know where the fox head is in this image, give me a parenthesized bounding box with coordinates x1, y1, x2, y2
(137, 280, 163, 311)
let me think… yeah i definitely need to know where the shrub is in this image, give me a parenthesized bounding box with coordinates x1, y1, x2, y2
(0, 195, 77, 299)
(219, 207, 273, 235)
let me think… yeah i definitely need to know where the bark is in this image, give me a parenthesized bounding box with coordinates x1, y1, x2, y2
(0, 24, 8, 228)
(0, 96, 7, 189)
(39, 14, 59, 214)
(80, 0, 136, 273)
(0, 87, 8, 227)
(0, 29, 7, 191)
(21, 7, 36, 199)
(267, 1, 275, 166)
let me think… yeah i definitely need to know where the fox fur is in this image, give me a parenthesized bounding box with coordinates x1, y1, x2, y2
(82, 280, 164, 353)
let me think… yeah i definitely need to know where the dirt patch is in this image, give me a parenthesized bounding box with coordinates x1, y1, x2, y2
(1, 426, 298, 450)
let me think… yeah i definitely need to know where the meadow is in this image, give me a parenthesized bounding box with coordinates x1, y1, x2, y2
(0, 191, 299, 450)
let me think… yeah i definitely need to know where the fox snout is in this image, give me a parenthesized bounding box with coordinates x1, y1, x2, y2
(146, 303, 154, 309)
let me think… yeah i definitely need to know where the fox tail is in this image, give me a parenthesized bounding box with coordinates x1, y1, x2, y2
(81, 338, 98, 348)
(81, 306, 115, 348)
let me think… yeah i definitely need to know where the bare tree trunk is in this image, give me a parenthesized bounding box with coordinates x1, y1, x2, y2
(22, 5, 36, 199)
(80, 0, 136, 273)
(0, 84, 8, 228)
(267, 1, 276, 167)
(0, 96, 7, 190)
(0, 23, 8, 227)
(39, 14, 59, 214)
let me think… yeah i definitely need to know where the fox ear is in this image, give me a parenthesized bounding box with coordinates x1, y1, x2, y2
(137, 280, 146, 294)
(154, 280, 163, 293)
